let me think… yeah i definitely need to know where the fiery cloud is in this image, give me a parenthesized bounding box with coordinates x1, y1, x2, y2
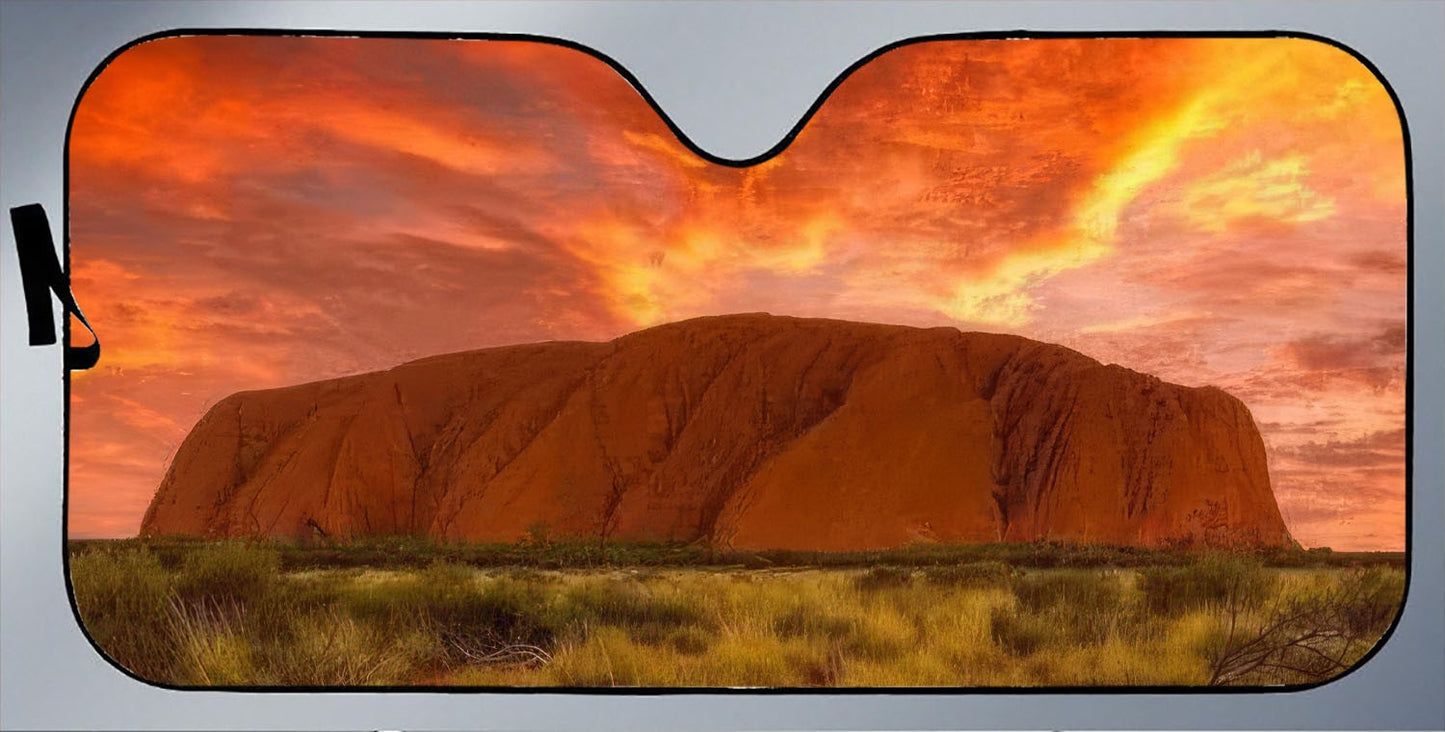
(68, 36, 1405, 550)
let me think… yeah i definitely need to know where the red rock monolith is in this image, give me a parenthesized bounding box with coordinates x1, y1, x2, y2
(140, 314, 1292, 549)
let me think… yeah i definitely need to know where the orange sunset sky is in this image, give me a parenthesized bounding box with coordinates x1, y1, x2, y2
(67, 36, 1406, 550)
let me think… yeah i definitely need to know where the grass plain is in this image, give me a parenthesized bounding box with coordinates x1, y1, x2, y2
(66, 538, 1405, 688)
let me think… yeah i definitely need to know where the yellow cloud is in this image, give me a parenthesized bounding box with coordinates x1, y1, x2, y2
(1314, 78, 1371, 120)
(1181, 151, 1336, 232)
(749, 215, 836, 273)
(935, 45, 1295, 327)
(623, 130, 710, 170)
(571, 213, 839, 328)
(319, 105, 550, 177)
(937, 231, 1112, 326)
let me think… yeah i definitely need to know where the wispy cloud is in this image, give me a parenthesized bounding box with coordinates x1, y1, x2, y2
(68, 36, 1406, 549)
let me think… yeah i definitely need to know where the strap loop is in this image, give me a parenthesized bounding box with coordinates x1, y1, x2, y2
(10, 204, 100, 371)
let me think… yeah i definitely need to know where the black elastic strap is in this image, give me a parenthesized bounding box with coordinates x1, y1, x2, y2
(10, 204, 100, 371)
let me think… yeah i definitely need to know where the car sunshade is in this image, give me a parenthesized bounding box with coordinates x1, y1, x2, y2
(35, 32, 1407, 690)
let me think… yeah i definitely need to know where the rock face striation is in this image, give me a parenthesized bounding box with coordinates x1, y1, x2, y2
(141, 314, 1292, 549)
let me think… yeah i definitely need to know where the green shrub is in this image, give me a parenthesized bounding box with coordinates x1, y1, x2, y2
(854, 566, 914, 591)
(842, 619, 912, 661)
(165, 597, 255, 685)
(772, 604, 853, 640)
(1202, 567, 1404, 686)
(1137, 555, 1275, 616)
(252, 610, 411, 686)
(990, 606, 1054, 656)
(1020, 541, 1066, 568)
(741, 554, 775, 570)
(69, 548, 177, 681)
(341, 567, 559, 669)
(1339, 566, 1405, 637)
(414, 568, 559, 664)
(668, 626, 713, 656)
(1012, 570, 1122, 613)
(923, 561, 1017, 589)
(173, 542, 280, 606)
(340, 577, 429, 627)
(505, 568, 559, 584)
(558, 580, 701, 630)
(70, 547, 172, 622)
(1007, 570, 1132, 647)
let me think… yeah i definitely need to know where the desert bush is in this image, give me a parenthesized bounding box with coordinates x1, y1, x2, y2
(1008, 570, 1134, 647)
(704, 634, 802, 687)
(923, 561, 1017, 589)
(854, 566, 914, 591)
(556, 579, 704, 647)
(429, 572, 559, 664)
(667, 626, 713, 656)
(173, 542, 280, 606)
(252, 609, 412, 685)
(990, 601, 1145, 657)
(841, 612, 913, 661)
(1018, 541, 1067, 568)
(1204, 567, 1405, 685)
(165, 597, 255, 685)
(72, 538, 1403, 572)
(339, 562, 558, 668)
(339, 576, 430, 627)
(505, 567, 559, 584)
(69, 547, 172, 624)
(1339, 566, 1405, 637)
(330, 538, 1400, 567)
(1012, 570, 1122, 613)
(69, 548, 177, 681)
(772, 604, 853, 640)
(548, 627, 661, 686)
(740, 554, 776, 570)
(1137, 554, 1275, 616)
(989, 605, 1054, 655)
(798, 645, 848, 686)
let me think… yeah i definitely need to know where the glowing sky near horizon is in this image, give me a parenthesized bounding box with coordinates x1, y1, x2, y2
(67, 36, 1406, 550)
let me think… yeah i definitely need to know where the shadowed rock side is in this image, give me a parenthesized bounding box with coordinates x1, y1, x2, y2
(140, 314, 1292, 549)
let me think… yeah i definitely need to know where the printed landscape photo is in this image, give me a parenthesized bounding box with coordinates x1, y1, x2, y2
(66, 35, 1406, 688)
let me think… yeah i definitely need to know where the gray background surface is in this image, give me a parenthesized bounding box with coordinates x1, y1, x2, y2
(2, 2, 1441, 730)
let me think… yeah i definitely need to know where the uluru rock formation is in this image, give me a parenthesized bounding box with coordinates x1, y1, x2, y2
(140, 314, 1292, 549)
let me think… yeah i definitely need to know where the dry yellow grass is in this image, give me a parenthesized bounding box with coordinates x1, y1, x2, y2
(68, 543, 1404, 688)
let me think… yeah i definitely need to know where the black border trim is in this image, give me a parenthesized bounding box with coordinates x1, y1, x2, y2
(58, 27, 1414, 696)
